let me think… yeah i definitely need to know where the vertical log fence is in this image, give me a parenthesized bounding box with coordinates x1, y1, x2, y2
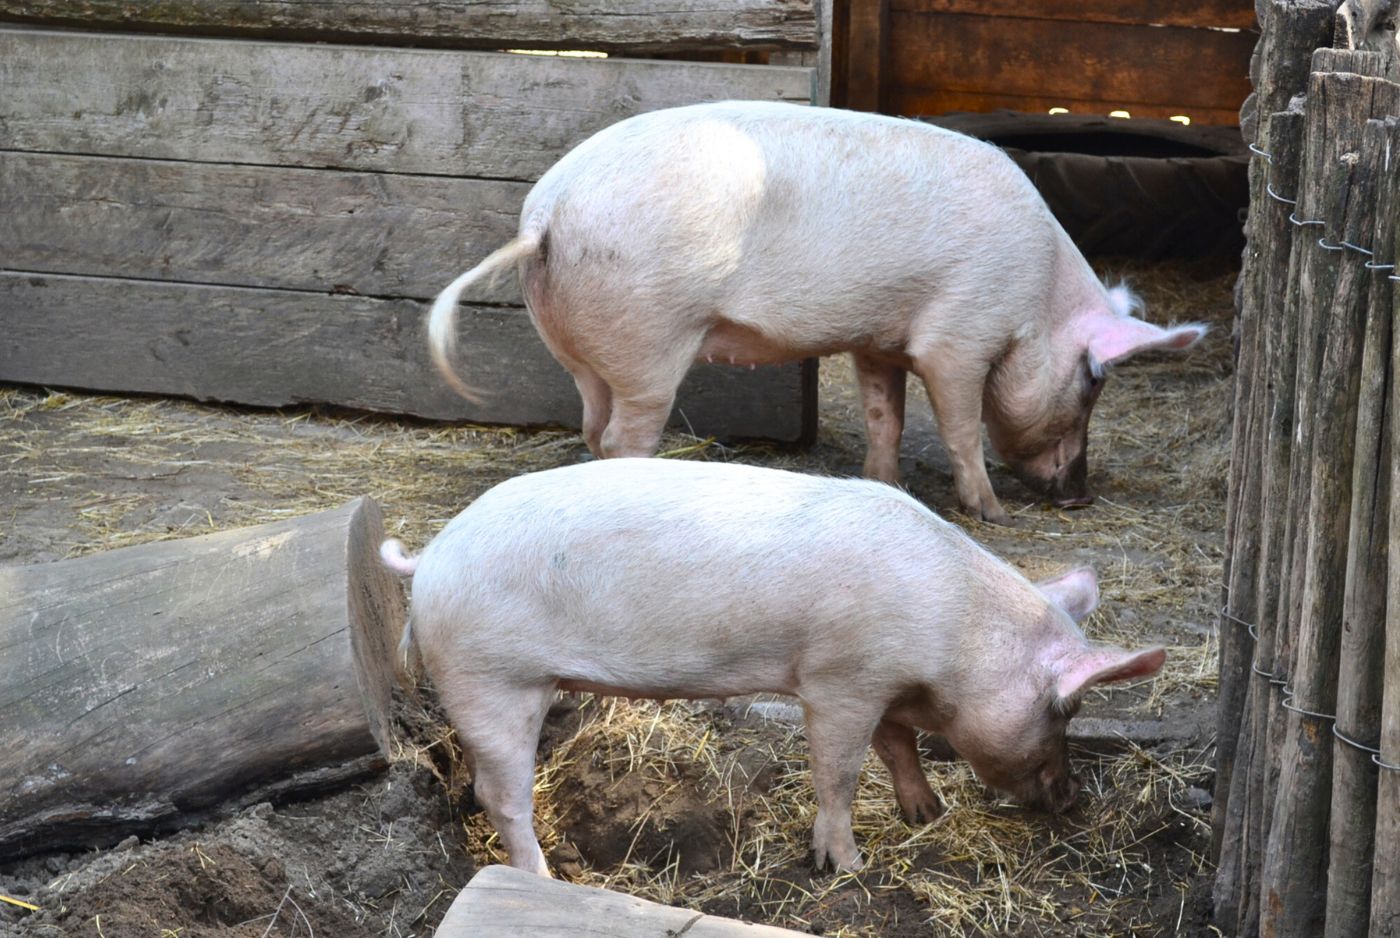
(1214, 2, 1400, 936)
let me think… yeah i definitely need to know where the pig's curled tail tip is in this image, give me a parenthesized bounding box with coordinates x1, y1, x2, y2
(379, 538, 420, 577)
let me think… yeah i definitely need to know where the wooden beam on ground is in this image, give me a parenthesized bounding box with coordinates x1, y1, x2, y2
(0, 499, 404, 858)
(436, 865, 808, 936)
(0, 1, 819, 53)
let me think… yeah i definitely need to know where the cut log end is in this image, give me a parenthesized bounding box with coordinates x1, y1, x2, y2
(0, 498, 405, 858)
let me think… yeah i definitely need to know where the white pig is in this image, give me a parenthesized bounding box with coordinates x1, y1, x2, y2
(380, 459, 1165, 876)
(428, 101, 1205, 524)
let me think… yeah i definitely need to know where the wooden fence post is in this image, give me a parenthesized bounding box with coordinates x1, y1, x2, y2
(1371, 118, 1400, 938)
(1216, 105, 1306, 930)
(1325, 115, 1400, 938)
(1213, 1, 1334, 866)
(1259, 60, 1400, 938)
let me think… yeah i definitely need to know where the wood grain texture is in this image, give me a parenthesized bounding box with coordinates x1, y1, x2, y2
(1324, 116, 1397, 938)
(887, 89, 1244, 125)
(0, 0, 819, 52)
(1259, 69, 1400, 938)
(890, 0, 1257, 29)
(844, 0, 888, 111)
(1213, 94, 1276, 866)
(438, 865, 807, 936)
(1376, 171, 1400, 936)
(1213, 107, 1303, 934)
(886, 11, 1254, 116)
(0, 498, 403, 857)
(0, 151, 527, 303)
(0, 29, 815, 180)
(0, 273, 814, 441)
(1250, 0, 1337, 136)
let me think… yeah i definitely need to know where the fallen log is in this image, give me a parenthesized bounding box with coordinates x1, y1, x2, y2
(436, 864, 807, 936)
(0, 497, 404, 858)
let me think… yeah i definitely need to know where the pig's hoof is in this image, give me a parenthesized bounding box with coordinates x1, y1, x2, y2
(979, 503, 1012, 526)
(899, 793, 945, 827)
(814, 843, 865, 874)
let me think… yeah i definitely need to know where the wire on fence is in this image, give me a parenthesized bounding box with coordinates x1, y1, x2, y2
(1249, 144, 1399, 273)
(1218, 604, 1398, 770)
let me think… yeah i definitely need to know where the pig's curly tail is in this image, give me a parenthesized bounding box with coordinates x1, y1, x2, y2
(379, 538, 420, 668)
(427, 234, 543, 402)
(379, 538, 418, 577)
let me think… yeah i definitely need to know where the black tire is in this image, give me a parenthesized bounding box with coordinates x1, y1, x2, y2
(921, 111, 1249, 260)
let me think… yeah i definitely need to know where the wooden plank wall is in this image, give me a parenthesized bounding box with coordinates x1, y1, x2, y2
(0, 19, 822, 441)
(836, 0, 1256, 124)
(0, 0, 819, 53)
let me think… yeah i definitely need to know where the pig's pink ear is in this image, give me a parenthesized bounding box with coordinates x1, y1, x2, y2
(1084, 315, 1208, 366)
(1036, 567, 1099, 623)
(1054, 646, 1167, 702)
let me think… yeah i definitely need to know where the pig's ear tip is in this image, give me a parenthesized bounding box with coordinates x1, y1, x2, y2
(1140, 645, 1168, 672)
(1174, 322, 1210, 348)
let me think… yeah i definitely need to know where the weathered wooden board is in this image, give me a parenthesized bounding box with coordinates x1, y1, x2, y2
(844, 0, 888, 110)
(0, 1, 819, 52)
(891, 0, 1257, 29)
(0, 27, 820, 440)
(0, 273, 815, 441)
(437, 865, 807, 936)
(0, 30, 815, 180)
(0, 498, 403, 857)
(0, 151, 526, 304)
(889, 12, 1256, 113)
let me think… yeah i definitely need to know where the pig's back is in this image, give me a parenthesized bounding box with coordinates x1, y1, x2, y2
(409, 460, 1006, 696)
(519, 101, 1081, 351)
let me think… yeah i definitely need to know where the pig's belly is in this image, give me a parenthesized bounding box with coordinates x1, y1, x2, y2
(554, 676, 787, 702)
(551, 642, 803, 702)
(697, 318, 914, 369)
(457, 618, 810, 702)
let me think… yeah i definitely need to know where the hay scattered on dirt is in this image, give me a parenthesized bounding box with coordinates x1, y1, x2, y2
(0, 257, 1235, 936)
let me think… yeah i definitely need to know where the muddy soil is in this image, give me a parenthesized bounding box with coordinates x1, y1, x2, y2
(0, 258, 1234, 936)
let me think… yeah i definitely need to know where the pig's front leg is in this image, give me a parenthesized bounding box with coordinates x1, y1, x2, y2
(853, 354, 907, 484)
(872, 719, 944, 825)
(803, 700, 885, 872)
(913, 356, 1010, 525)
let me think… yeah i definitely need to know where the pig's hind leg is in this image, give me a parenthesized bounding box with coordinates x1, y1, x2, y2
(853, 354, 907, 484)
(802, 699, 886, 872)
(872, 720, 944, 825)
(595, 332, 706, 458)
(566, 363, 612, 458)
(445, 681, 557, 876)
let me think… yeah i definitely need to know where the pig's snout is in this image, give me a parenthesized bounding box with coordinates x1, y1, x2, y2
(1049, 442, 1091, 507)
(1011, 450, 1092, 508)
(1026, 769, 1081, 815)
(1047, 772, 1081, 814)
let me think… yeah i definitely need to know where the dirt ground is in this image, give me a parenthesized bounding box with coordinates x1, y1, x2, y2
(0, 257, 1235, 937)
